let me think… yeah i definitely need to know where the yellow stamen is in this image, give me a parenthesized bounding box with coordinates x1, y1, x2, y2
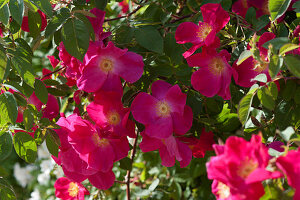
(99, 58, 113, 73)
(156, 101, 171, 117)
(68, 182, 79, 197)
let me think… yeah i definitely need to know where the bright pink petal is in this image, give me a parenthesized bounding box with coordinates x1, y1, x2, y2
(232, 57, 259, 88)
(62, 167, 88, 183)
(115, 51, 144, 83)
(165, 84, 186, 114)
(172, 105, 193, 135)
(145, 116, 173, 139)
(42, 94, 59, 119)
(191, 67, 221, 97)
(159, 145, 175, 167)
(77, 57, 107, 93)
(109, 137, 130, 161)
(88, 144, 114, 172)
(257, 32, 276, 58)
(175, 22, 201, 44)
(201, 3, 230, 32)
(139, 131, 163, 152)
(100, 73, 123, 96)
(151, 80, 172, 100)
(131, 92, 159, 124)
(182, 43, 204, 58)
(88, 170, 115, 190)
(177, 139, 192, 168)
(121, 111, 136, 138)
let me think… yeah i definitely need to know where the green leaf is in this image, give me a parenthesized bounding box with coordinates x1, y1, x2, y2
(61, 18, 90, 61)
(29, 0, 52, 17)
(238, 85, 258, 125)
(9, 39, 35, 87)
(0, 92, 18, 125)
(95, 0, 108, 10)
(23, 109, 34, 131)
(279, 43, 300, 56)
(262, 37, 290, 50)
(268, 82, 278, 99)
(115, 26, 134, 44)
(0, 4, 9, 25)
(282, 80, 297, 101)
(164, 33, 185, 64)
(0, 132, 12, 161)
(9, 0, 24, 25)
(13, 131, 37, 163)
(269, 0, 292, 21)
(119, 157, 132, 171)
(269, 54, 283, 79)
(0, 177, 16, 200)
(74, 12, 95, 41)
(294, 87, 300, 104)
(134, 26, 164, 54)
(284, 54, 300, 78)
(237, 50, 253, 65)
(274, 101, 293, 130)
(257, 86, 275, 110)
(28, 10, 41, 38)
(0, 0, 8, 8)
(0, 47, 7, 83)
(251, 73, 267, 83)
(45, 129, 60, 157)
(34, 79, 48, 104)
(45, 8, 70, 37)
(293, 0, 300, 13)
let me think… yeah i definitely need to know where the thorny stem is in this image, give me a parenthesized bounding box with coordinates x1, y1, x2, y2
(126, 131, 140, 200)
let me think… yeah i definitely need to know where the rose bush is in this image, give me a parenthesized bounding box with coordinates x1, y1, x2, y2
(0, 0, 299, 199)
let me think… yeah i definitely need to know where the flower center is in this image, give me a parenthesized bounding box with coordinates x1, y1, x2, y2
(237, 159, 258, 179)
(99, 58, 113, 73)
(209, 57, 225, 75)
(156, 101, 171, 117)
(197, 23, 213, 41)
(107, 111, 121, 126)
(92, 133, 109, 147)
(216, 182, 230, 199)
(68, 182, 79, 197)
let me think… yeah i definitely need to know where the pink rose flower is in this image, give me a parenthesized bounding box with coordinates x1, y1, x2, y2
(175, 3, 230, 58)
(54, 177, 89, 200)
(131, 80, 193, 139)
(186, 47, 233, 100)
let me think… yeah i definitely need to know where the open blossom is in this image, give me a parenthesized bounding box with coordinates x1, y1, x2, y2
(77, 41, 144, 94)
(67, 115, 130, 172)
(54, 177, 89, 200)
(175, 3, 230, 58)
(139, 131, 192, 167)
(53, 114, 117, 190)
(206, 134, 281, 200)
(276, 149, 300, 200)
(131, 80, 193, 139)
(87, 91, 135, 138)
(233, 32, 275, 87)
(186, 47, 233, 100)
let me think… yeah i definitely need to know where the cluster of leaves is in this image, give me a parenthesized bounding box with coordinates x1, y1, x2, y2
(0, 0, 299, 199)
